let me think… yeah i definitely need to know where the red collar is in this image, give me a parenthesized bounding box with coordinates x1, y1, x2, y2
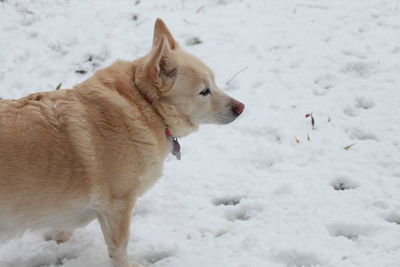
(143, 94, 153, 105)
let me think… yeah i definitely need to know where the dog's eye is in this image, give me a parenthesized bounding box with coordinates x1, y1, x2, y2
(199, 88, 211, 96)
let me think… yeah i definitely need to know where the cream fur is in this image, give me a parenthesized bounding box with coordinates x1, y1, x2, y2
(0, 19, 244, 267)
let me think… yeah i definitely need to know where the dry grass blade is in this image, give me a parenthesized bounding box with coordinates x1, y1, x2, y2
(183, 18, 195, 25)
(196, 6, 205, 14)
(305, 112, 315, 129)
(225, 67, 248, 86)
(186, 37, 202, 46)
(343, 143, 356, 150)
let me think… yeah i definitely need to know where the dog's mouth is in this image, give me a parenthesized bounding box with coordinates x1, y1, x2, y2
(215, 101, 245, 124)
(215, 113, 238, 124)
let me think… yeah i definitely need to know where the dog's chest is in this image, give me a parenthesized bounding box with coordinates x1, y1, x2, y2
(135, 159, 164, 196)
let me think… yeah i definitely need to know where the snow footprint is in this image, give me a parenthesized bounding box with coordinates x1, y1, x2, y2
(341, 62, 374, 78)
(10, 250, 78, 267)
(213, 195, 242, 206)
(354, 96, 375, 110)
(314, 74, 336, 91)
(342, 49, 367, 60)
(343, 96, 375, 117)
(386, 212, 400, 225)
(213, 196, 262, 222)
(346, 127, 378, 141)
(326, 223, 375, 241)
(330, 177, 359, 191)
(140, 248, 175, 265)
(273, 249, 321, 267)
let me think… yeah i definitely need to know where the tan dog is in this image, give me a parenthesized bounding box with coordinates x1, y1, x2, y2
(0, 19, 244, 267)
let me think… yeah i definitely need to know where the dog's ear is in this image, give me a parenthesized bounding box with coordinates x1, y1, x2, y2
(153, 18, 179, 50)
(146, 35, 177, 90)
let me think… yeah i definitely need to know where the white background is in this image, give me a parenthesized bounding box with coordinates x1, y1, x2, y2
(1, 0, 400, 266)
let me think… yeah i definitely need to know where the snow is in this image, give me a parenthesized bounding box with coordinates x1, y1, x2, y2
(1, 0, 400, 266)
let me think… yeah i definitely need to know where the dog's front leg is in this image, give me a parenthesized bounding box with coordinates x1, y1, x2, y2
(97, 197, 142, 267)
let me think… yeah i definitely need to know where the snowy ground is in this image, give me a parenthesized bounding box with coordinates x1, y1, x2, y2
(1, 0, 400, 266)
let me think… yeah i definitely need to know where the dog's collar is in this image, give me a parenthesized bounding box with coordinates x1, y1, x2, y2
(138, 89, 181, 160)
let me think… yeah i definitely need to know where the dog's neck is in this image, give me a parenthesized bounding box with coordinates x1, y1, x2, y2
(132, 60, 198, 138)
(133, 79, 181, 160)
(136, 89, 181, 160)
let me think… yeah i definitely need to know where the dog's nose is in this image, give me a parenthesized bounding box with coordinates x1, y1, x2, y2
(232, 100, 245, 116)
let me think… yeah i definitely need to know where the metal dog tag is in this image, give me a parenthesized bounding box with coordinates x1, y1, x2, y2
(171, 137, 181, 160)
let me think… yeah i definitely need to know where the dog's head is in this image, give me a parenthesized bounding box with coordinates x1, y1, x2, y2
(135, 19, 245, 137)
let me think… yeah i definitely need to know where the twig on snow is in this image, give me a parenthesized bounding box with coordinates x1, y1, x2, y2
(182, 18, 195, 25)
(225, 67, 248, 86)
(305, 112, 315, 129)
(196, 6, 204, 14)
